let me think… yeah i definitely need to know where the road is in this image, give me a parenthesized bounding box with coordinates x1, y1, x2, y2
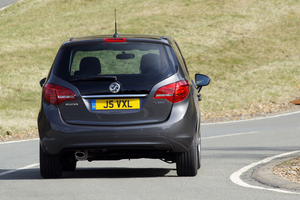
(0, 110, 300, 199)
(0, 0, 18, 10)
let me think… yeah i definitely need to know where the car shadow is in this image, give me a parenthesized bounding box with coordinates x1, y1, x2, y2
(64, 167, 175, 178)
(0, 167, 176, 180)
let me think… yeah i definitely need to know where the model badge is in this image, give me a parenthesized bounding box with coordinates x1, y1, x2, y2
(109, 82, 121, 93)
(153, 101, 165, 105)
(65, 103, 78, 106)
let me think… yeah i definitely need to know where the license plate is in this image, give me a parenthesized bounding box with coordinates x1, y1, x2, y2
(91, 99, 140, 110)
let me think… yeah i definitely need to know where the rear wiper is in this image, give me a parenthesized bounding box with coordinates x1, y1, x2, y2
(70, 76, 117, 82)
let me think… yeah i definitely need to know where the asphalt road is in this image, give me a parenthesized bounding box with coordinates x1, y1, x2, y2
(0, 110, 300, 199)
(0, 0, 18, 10)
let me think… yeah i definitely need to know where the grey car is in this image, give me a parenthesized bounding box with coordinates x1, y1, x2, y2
(38, 34, 210, 178)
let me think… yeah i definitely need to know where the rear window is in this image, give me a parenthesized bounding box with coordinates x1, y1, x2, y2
(52, 42, 177, 83)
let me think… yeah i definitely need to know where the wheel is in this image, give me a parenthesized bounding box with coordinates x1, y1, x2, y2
(197, 142, 201, 169)
(40, 144, 62, 178)
(62, 160, 77, 171)
(176, 138, 198, 176)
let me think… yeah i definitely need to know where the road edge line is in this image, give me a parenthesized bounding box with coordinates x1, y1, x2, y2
(203, 110, 300, 125)
(230, 150, 300, 194)
(202, 131, 258, 140)
(0, 163, 39, 177)
(0, 138, 39, 145)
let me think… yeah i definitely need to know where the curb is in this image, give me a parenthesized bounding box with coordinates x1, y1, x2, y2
(252, 155, 300, 191)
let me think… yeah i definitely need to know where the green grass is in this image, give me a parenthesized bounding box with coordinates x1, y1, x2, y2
(1, 0, 300, 135)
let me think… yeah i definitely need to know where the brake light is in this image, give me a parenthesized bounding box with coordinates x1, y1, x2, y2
(154, 80, 190, 103)
(104, 38, 126, 43)
(43, 84, 76, 105)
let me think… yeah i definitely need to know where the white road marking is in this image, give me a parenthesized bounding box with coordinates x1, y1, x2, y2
(202, 129, 300, 194)
(230, 150, 300, 195)
(203, 110, 300, 125)
(0, 4, 11, 11)
(0, 0, 23, 11)
(0, 163, 39, 177)
(0, 138, 38, 145)
(202, 131, 258, 140)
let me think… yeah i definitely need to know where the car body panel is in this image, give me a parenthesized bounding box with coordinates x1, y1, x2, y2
(38, 34, 207, 165)
(38, 92, 199, 154)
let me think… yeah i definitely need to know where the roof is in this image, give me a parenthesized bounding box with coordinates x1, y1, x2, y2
(64, 34, 172, 45)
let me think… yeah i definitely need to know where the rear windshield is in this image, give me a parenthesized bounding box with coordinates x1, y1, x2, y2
(52, 42, 177, 83)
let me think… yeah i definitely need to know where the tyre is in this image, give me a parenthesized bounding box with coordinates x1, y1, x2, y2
(176, 138, 198, 176)
(62, 160, 77, 171)
(197, 143, 201, 169)
(40, 144, 62, 178)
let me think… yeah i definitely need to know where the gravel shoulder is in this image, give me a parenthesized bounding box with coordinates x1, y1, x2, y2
(0, 129, 38, 142)
(273, 157, 300, 184)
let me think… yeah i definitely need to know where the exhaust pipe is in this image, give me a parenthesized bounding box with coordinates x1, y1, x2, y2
(75, 150, 88, 161)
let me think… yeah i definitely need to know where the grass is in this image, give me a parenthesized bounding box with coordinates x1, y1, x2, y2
(1, 0, 300, 135)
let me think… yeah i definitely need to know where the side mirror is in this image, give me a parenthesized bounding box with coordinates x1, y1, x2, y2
(195, 74, 210, 87)
(195, 74, 210, 101)
(40, 78, 46, 87)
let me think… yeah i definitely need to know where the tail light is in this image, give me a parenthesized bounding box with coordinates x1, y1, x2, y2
(43, 84, 76, 105)
(154, 80, 190, 103)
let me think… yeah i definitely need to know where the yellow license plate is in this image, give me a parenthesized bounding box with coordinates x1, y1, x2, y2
(92, 99, 140, 110)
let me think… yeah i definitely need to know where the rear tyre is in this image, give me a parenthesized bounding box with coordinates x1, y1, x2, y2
(197, 143, 201, 169)
(40, 144, 62, 178)
(62, 160, 77, 171)
(176, 138, 198, 176)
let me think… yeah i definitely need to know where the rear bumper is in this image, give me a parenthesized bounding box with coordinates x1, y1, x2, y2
(38, 98, 199, 155)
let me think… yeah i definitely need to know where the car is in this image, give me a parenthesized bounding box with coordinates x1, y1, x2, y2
(38, 33, 210, 178)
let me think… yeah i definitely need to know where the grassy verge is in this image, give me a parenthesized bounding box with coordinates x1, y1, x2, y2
(1, 0, 300, 135)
